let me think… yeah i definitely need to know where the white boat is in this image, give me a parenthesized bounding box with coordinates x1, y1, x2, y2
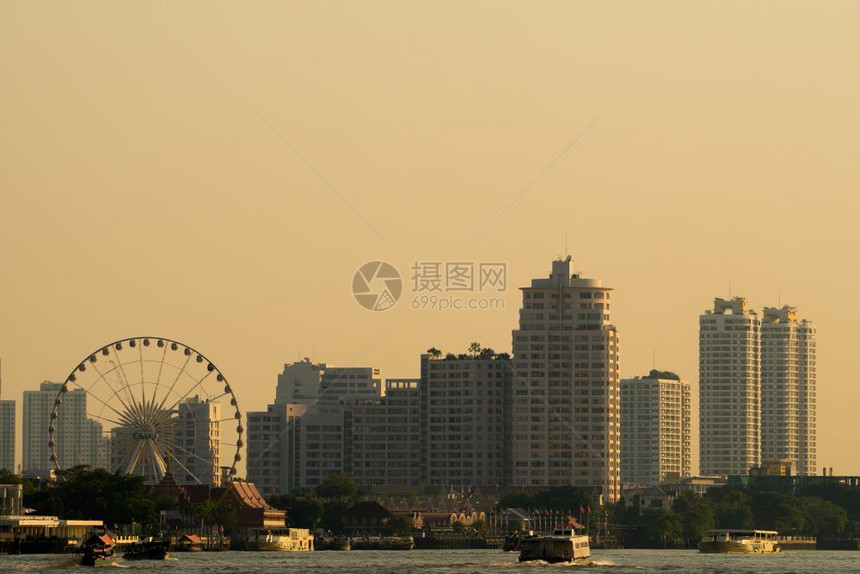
(698, 529, 781, 554)
(518, 528, 590, 563)
(245, 528, 314, 551)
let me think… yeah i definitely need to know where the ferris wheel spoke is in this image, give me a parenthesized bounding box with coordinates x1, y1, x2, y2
(166, 450, 204, 485)
(109, 347, 139, 411)
(86, 412, 124, 428)
(165, 370, 214, 413)
(171, 442, 219, 470)
(87, 360, 135, 418)
(67, 379, 134, 427)
(150, 344, 169, 412)
(123, 440, 146, 475)
(156, 352, 193, 412)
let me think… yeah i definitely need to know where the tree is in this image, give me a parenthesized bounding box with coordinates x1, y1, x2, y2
(427, 347, 442, 359)
(532, 485, 591, 512)
(750, 492, 804, 534)
(451, 520, 466, 534)
(316, 473, 359, 501)
(468, 342, 482, 357)
(672, 492, 714, 547)
(388, 514, 414, 536)
(270, 494, 325, 529)
(632, 508, 682, 548)
(471, 519, 488, 535)
(801, 496, 847, 538)
(478, 348, 496, 359)
(498, 491, 534, 510)
(711, 490, 754, 530)
(28, 466, 157, 531)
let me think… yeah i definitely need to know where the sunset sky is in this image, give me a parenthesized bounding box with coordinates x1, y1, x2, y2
(2, 1, 858, 475)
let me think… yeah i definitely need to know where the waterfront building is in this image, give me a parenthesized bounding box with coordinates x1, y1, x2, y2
(23, 382, 107, 475)
(350, 379, 421, 488)
(699, 297, 761, 476)
(420, 355, 512, 487)
(620, 370, 692, 485)
(511, 257, 621, 501)
(761, 305, 817, 475)
(0, 400, 14, 472)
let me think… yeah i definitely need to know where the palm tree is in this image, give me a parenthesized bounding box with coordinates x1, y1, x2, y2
(427, 347, 442, 359)
(468, 342, 482, 357)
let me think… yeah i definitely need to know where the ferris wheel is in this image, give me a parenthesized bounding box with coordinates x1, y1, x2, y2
(49, 337, 243, 485)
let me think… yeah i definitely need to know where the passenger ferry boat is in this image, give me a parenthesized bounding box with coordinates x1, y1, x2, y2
(698, 529, 781, 554)
(518, 528, 590, 563)
(245, 527, 314, 551)
(77, 531, 116, 566)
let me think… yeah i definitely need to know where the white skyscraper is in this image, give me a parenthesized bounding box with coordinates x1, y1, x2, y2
(24, 381, 108, 475)
(621, 371, 692, 485)
(511, 257, 621, 501)
(699, 297, 761, 476)
(173, 396, 222, 485)
(761, 305, 817, 475)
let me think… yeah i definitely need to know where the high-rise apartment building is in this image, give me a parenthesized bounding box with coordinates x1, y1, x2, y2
(246, 365, 383, 494)
(761, 305, 817, 475)
(420, 354, 512, 487)
(246, 403, 307, 497)
(350, 379, 421, 488)
(511, 257, 621, 501)
(174, 396, 222, 485)
(0, 400, 15, 472)
(274, 359, 326, 405)
(24, 382, 108, 475)
(699, 297, 761, 476)
(620, 370, 692, 485)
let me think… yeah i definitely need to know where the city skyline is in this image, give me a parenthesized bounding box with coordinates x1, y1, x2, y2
(1, 2, 858, 476)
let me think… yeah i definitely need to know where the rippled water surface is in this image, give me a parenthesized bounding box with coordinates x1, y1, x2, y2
(4, 549, 860, 573)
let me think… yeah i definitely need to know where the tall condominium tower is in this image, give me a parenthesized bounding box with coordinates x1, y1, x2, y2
(350, 379, 422, 488)
(699, 297, 761, 476)
(420, 354, 512, 487)
(511, 257, 621, 501)
(620, 370, 692, 486)
(24, 381, 108, 475)
(274, 359, 326, 405)
(174, 396, 222, 485)
(761, 305, 817, 475)
(0, 400, 14, 472)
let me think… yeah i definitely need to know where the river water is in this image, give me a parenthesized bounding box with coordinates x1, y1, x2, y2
(4, 549, 860, 573)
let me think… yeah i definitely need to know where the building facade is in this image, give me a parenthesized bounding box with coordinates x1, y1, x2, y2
(274, 359, 325, 405)
(761, 305, 817, 475)
(511, 257, 621, 501)
(350, 379, 421, 488)
(620, 370, 692, 486)
(0, 400, 14, 472)
(420, 355, 512, 487)
(699, 297, 761, 476)
(174, 396, 222, 485)
(24, 382, 108, 476)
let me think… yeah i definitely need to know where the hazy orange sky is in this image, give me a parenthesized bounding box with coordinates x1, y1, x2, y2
(1, 2, 858, 475)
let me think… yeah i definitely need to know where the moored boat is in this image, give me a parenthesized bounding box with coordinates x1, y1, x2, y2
(246, 528, 314, 551)
(698, 529, 781, 554)
(351, 536, 414, 550)
(174, 533, 204, 552)
(123, 538, 171, 560)
(518, 528, 590, 564)
(78, 530, 116, 567)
